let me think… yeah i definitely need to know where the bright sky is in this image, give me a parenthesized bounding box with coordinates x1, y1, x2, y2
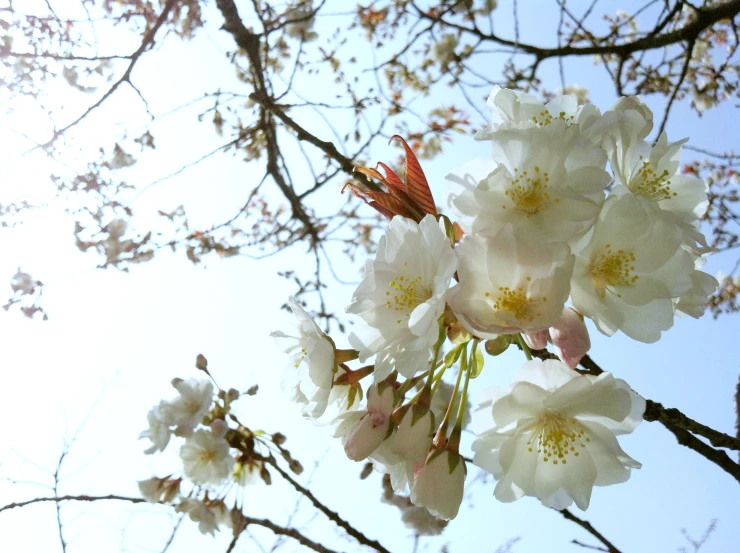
(1, 1, 739, 553)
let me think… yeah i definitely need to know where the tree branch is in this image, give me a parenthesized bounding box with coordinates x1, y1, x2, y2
(36, 0, 178, 150)
(0, 494, 146, 514)
(560, 509, 622, 553)
(267, 458, 393, 553)
(415, 0, 740, 60)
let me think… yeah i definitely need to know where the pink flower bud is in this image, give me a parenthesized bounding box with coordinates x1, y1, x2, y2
(523, 330, 548, 350)
(549, 308, 590, 369)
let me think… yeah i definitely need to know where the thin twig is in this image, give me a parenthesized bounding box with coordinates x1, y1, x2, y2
(560, 509, 622, 553)
(266, 458, 393, 553)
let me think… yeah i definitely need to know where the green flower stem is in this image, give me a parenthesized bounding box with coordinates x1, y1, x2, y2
(431, 363, 449, 395)
(434, 343, 467, 448)
(425, 317, 448, 388)
(396, 368, 431, 397)
(448, 346, 473, 454)
(516, 333, 533, 361)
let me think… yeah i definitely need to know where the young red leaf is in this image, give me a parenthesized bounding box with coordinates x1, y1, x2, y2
(391, 135, 437, 216)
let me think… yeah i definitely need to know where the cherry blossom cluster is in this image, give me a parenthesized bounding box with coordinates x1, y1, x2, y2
(272, 87, 718, 520)
(138, 356, 301, 535)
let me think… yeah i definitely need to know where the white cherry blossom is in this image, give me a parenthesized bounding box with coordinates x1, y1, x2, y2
(472, 359, 644, 510)
(140, 403, 172, 454)
(175, 498, 231, 536)
(137, 476, 180, 504)
(675, 258, 719, 318)
(180, 429, 235, 486)
(163, 379, 214, 437)
(272, 296, 336, 419)
(447, 227, 574, 338)
(451, 124, 609, 243)
(606, 128, 709, 252)
(477, 86, 600, 138)
(347, 215, 457, 380)
(570, 194, 695, 342)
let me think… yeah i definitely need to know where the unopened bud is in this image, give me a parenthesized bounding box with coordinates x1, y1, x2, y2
(523, 330, 548, 350)
(227, 388, 240, 401)
(210, 418, 228, 438)
(484, 335, 510, 356)
(231, 507, 247, 535)
(161, 477, 181, 503)
(289, 459, 304, 475)
(195, 353, 208, 372)
(550, 308, 591, 369)
(272, 432, 286, 446)
(360, 462, 374, 480)
(245, 385, 258, 396)
(447, 321, 472, 345)
(260, 466, 272, 485)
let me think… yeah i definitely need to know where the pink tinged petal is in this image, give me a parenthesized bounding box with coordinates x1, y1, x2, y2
(524, 330, 548, 350)
(549, 308, 591, 369)
(491, 382, 548, 428)
(343, 414, 391, 461)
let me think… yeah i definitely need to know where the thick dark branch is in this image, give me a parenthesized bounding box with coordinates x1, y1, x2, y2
(580, 355, 740, 452)
(644, 400, 740, 451)
(267, 458, 393, 553)
(560, 510, 622, 553)
(656, 419, 740, 483)
(216, 0, 319, 244)
(416, 0, 740, 60)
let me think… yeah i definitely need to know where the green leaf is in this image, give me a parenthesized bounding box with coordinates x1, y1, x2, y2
(470, 341, 485, 378)
(443, 343, 464, 369)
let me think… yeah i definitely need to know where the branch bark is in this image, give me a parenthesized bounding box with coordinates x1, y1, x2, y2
(415, 0, 740, 60)
(267, 458, 393, 553)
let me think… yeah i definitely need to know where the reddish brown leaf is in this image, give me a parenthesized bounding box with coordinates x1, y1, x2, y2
(344, 183, 416, 220)
(376, 162, 405, 192)
(391, 135, 437, 216)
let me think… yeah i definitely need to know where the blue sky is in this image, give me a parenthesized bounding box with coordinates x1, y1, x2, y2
(0, 1, 738, 552)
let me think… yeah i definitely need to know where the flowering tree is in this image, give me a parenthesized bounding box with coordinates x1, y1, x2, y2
(2, 1, 739, 553)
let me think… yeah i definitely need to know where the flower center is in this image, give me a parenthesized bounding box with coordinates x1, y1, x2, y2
(199, 449, 217, 464)
(530, 109, 576, 128)
(588, 244, 638, 300)
(629, 159, 677, 201)
(504, 166, 553, 216)
(528, 413, 590, 465)
(385, 263, 432, 323)
(487, 285, 544, 323)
